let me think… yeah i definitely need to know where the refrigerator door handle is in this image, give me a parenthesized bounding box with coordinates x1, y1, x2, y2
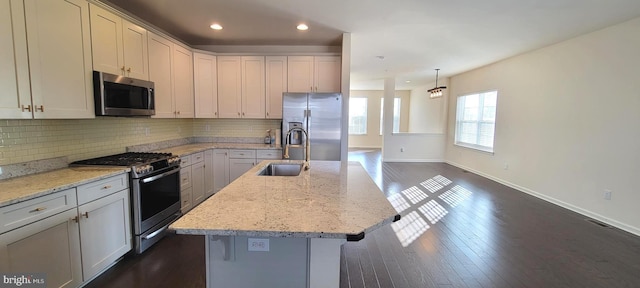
(307, 109, 311, 117)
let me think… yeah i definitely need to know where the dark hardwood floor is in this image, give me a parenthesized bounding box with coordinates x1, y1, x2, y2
(86, 149, 640, 288)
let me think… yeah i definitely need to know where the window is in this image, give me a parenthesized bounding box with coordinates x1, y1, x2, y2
(455, 91, 497, 152)
(349, 98, 367, 135)
(380, 98, 401, 134)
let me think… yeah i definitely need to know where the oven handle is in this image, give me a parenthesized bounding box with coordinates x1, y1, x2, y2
(143, 223, 171, 240)
(140, 168, 180, 184)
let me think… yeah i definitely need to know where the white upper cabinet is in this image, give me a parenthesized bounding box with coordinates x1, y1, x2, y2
(25, 0, 94, 119)
(287, 56, 341, 93)
(90, 3, 149, 80)
(0, 0, 31, 119)
(217, 56, 266, 119)
(173, 44, 194, 118)
(148, 32, 174, 118)
(217, 56, 243, 118)
(194, 52, 218, 118)
(265, 56, 287, 119)
(241, 56, 266, 118)
(148, 32, 194, 118)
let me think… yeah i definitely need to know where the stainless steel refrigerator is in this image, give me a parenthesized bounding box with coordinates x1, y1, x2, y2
(282, 93, 342, 161)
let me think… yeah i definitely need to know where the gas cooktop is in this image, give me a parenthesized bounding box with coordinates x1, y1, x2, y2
(70, 152, 181, 177)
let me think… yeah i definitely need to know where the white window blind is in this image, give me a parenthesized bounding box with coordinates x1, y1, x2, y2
(455, 91, 498, 152)
(349, 98, 368, 135)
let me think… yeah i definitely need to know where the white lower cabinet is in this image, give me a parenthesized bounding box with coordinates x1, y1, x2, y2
(77, 189, 131, 280)
(180, 152, 206, 213)
(0, 173, 131, 288)
(0, 208, 83, 288)
(204, 150, 215, 197)
(229, 159, 256, 182)
(212, 149, 230, 194)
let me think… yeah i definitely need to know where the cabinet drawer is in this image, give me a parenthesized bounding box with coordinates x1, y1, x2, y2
(77, 174, 128, 205)
(191, 152, 205, 163)
(257, 149, 282, 159)
(181, 187, 192, 212)
(229, 150, 256, 159)
(180, 167, 192, 190)
(181, 154, 192, 167)
(0, 189, 77, 234)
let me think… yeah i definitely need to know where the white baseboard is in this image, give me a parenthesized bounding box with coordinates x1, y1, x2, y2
(445, 160, 640, 237)
(383, 158, 444, 163)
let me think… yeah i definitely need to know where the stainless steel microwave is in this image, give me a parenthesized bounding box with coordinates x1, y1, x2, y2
(93, 71, 155, 116)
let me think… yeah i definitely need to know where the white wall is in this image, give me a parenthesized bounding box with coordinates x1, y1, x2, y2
(382, 80, 447, 162)
(445, 17, 640, 235)
(408, 82, 448, 133)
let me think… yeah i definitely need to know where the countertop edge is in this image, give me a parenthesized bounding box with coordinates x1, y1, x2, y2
(0, 168, 130, 208)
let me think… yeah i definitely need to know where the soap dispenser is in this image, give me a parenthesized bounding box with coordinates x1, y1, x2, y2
(264, 130, 272, 144)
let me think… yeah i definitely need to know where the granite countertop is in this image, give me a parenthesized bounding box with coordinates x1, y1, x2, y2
(154, 143, 281, 157)
(0, 167, 130, 208)
(170, 160, 399, 240)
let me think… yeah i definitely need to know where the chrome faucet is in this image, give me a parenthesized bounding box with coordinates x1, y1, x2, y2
(283, 127, 310, 170)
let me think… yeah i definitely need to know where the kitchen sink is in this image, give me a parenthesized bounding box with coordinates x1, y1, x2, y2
(258, 163, 303, 176)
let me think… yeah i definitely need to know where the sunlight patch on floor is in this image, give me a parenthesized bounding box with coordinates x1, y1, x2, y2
(418, 200, 449, 224)
(401, 186, 429, 204)
(439, 185, 473, 207)
(387, 193, 411, 213)
(391, 211, 430, 247)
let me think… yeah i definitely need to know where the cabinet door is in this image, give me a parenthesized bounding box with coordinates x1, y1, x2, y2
(0, 0, 32, 119)
(122, 19, 148, 80)
(204, 149, 215, 197)
(217, 56, 242, 118)
(78, 189, 131, 280)
(173, 44, 194, 118)
(194, 53, 218, 118)
(148, 32, 174, 118)
(287, 56, 314, 93)
(25, 0, 94, 119)
(229, 158, 255, 183)
(213, 149, 230, 194)
(241, 56, 265, 118)
(0, 208, 82, 288)
(265, 56, 287, 119)
(89, 3, 123, 76)
(314, 56, 341, 92)
(191, 161, 206, 206)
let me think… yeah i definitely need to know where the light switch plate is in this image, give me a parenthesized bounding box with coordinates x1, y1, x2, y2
(248, 238, 270, 252)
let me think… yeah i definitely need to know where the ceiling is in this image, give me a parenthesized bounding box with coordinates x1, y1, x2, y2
(102, 0, 640, 90)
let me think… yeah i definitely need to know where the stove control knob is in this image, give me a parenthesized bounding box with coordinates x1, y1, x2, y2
(145, 165, 153, 173)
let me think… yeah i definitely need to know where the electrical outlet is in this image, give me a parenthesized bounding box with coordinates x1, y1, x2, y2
(603, 190, 612, 200)
(400, 147, 405, 152)
(205, 124, 211, 132)
(503, 163, 509, 170)
(144, 127, 150, 136)
(248, 238, 269, 252)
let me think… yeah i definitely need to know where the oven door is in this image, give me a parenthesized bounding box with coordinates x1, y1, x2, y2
(132, 167, 181, 235)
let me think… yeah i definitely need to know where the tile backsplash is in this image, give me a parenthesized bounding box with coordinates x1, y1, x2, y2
(0, 118, 280, 166)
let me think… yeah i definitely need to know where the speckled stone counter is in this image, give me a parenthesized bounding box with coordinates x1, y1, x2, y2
(154, 143, 281, 157)
(170, 160, 398, 239)
(0, 167, 129, 208)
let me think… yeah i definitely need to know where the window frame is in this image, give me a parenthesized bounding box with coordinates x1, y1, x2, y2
(454, 90, 498, 153)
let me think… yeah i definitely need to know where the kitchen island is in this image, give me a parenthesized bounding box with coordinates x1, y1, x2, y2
(170, 160, 399, 288)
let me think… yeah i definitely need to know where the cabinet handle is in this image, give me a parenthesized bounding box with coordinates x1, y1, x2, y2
(35, 105, 44, 112)
(127, 67, 131, 73)
(71, 216, 79, 223)
(102, 185, 112, 190)
(237, 112, 240, 116)
(214, 112, 217, 116)
(242, 112, 245, 116)
(310, 86, 313, 92)
(82, 212, 89, 218)
(21, 105, 32, 112)
(29, 207, 47, 213)
(121, 66, 126, 72)
(266, 112, 269, 116)
(177, 111, 181, 115)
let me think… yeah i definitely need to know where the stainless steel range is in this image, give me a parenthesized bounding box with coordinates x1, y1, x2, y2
(71, 152, 182, 253)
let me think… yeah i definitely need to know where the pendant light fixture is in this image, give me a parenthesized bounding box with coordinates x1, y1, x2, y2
(427, 69, 446, 98)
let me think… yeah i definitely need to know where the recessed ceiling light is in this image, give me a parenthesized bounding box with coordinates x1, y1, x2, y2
(405, 80, 411, 83)
(297, 24, 308, 31)
(375, 56, 385, 60)
(210, 23, 223, 30)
